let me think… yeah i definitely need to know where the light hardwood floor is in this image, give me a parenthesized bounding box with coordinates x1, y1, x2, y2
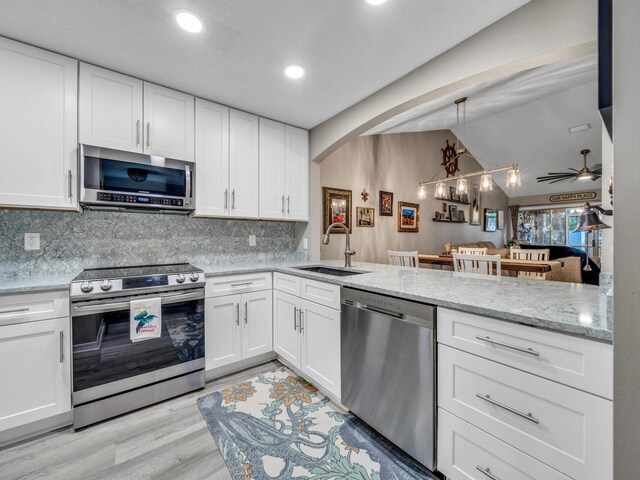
(0, 361, 281, 480)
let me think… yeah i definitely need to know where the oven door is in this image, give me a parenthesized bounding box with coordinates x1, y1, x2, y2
(71, 289, 204, 405)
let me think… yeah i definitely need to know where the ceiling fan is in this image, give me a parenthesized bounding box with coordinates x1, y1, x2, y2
(536, 149, 602, 184)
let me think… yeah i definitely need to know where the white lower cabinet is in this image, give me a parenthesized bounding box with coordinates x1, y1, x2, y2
(205, 290, 272, 371)
(0, 317, 71, 433)
(273, 287, 341, 399)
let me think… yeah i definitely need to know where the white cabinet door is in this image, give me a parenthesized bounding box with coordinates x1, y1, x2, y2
(259, 118, 286, 219)
(285, 126, 309, 221)
(0, 317, 71, 432)
(79, 63, 143, 153)
(0, 38, 77, 210)
(273, 290, 301, 366)
(300, 300, 341, 398)
(143, 82, 194, 161)
(242, 290, 273, 360)
(195, 99, 230, 217)
(205, 295, 242, 370)
(229, 109, 259, 218)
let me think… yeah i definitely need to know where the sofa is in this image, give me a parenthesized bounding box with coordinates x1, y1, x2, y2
(455, 241, 586, 284)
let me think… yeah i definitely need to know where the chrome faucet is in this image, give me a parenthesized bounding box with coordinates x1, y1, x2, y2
(322, 223, 356, 268)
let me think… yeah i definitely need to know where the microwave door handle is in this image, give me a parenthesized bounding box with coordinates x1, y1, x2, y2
(185, 165, 192, 204)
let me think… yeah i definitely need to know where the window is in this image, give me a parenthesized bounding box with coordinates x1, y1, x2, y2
(517, 206, 602, 256)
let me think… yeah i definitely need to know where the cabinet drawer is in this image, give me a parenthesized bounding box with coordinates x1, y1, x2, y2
(438, 307, 612, 399)
(438, 345, 612, 480)
(0, 291, 69, 326)
(273, 273, 301, 296)
(206, 272, 272, 298)
(300, 278, 340, 310)
(438, 409, 572, 480)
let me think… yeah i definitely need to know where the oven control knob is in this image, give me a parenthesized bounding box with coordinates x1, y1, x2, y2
(80, 281, 94, 293)
(100, 280, 113, 291)
(176, 273, 186, 283)
(189, 272, 200, 282)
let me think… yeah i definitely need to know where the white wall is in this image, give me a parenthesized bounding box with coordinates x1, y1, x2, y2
(319, 132, 508, 264)
(613, 0, 640, 475)
(309, 0, 597, 162)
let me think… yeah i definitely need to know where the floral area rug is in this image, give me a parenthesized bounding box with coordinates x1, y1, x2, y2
(197, 367, 437, 480)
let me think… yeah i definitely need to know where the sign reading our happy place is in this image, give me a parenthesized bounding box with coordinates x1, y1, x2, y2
(549, 191, 597, 203)
(130, 297, 162, 342)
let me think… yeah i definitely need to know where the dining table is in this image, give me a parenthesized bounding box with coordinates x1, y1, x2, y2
(418, 254, 564, 274)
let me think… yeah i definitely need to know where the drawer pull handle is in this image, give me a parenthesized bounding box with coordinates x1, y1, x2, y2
(476, 393, 540, 424)
(476, 466, 504, 480)
(0, 307, 29, 315)
(476, 335, 540, 357)
(230, 282, 253, 287)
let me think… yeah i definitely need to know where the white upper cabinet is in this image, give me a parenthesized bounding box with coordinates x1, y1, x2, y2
(143, 82, 195, 162)
(285, 126, 309, 221)
(79, 64, 143, 152)
(195, 99, 230, 217)
(0, 37, 78, 210)
(259, 119, 309, 221)
(229, 109, 260, 218)
(259, 118, 287, 219)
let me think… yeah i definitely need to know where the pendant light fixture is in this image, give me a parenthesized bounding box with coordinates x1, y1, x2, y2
(417, 96, 523, 199)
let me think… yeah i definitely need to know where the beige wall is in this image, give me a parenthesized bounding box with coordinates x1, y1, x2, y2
(309, 0, 597, 162)
(319, 132, 508, 264)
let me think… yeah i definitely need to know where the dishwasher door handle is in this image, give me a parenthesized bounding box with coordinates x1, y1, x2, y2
(358, 304, 404, 319)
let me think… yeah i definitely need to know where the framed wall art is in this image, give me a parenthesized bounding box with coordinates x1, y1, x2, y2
(470, 184, 481, 225)
(323, 187, 352, 233)
(484, 208, 497, 232)
(398, 202, 420, 232)
(497, 209, 505, 230)
(356, 207, 375, 227)
(448, 205, 457, 222)
(379, 191, 393, 216)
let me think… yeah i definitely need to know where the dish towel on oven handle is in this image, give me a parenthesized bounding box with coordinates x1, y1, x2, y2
(130, 297, 162, 342)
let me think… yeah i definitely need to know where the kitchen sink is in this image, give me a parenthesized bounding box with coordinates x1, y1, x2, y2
(293, 266, 367, 277)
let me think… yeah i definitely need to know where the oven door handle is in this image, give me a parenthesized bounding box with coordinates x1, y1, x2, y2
(72, 290, 204, 315)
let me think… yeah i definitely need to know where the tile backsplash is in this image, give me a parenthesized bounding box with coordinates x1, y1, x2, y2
(0, 209, 303, 276)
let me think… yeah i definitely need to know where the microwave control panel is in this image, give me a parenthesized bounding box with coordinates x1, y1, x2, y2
(97, 192, 184, 206)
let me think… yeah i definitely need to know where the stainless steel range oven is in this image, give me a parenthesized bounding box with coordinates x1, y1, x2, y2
(70, 264, 205, 429)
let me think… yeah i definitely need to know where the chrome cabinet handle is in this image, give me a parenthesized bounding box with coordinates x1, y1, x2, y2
(224, 189, 228, 209)
(0, 307, 28, 315)
(59, 331, 64, 363)
(299, 310, 304, 333)
(282, 195, 285, 213)
(136, 119, 141, 146)
(232, 189, 235, 210)
(476, 335, 540, 356)
(244, 301, 248, 324)
(476, 393, 540, 424)
(68, 170, 73, 198)
(287, 195, 290, 213)
(236, 303, 240, 326)
(293, 307, 298, 331)
(476, 466, 503, 480)
(146, 122, 151, 148)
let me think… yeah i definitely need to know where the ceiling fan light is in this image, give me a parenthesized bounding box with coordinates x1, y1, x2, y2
(456, 177, 468, 196)
(479, 172, 493, 192)
(435, 180, 447, 199)
(506, 167, 521, 188)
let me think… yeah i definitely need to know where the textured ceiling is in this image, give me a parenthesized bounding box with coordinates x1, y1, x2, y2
(364, 55, 602, 197)
(0, 0, 527, 129)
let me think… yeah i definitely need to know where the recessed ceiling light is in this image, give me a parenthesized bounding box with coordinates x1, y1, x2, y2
(569, 123, 592, 133)
(175, 10, 203, 33)
(366, 0, 388, 4)
(284, 64, 305, 79)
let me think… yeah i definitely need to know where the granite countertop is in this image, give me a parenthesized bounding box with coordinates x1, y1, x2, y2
(0, 260, 612, 342)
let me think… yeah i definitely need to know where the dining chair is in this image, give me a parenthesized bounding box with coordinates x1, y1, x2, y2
(453, 253, 501, 276)
(387, 250, 420, 268)
(510, 248, 550, 280)
(458, 246, 488, 255)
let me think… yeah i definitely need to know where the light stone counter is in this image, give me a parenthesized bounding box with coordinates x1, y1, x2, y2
(0, 260, 612, 342)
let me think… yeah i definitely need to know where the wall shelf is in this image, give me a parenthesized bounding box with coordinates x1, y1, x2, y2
(432, 218, 467, 224)
(437, 198, 470, 206)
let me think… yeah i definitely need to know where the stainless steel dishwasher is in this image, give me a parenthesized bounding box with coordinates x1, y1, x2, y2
(341, 287, 436, 470)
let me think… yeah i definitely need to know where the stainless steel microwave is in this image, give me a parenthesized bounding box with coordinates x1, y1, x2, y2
(79, 144, 194, 214)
